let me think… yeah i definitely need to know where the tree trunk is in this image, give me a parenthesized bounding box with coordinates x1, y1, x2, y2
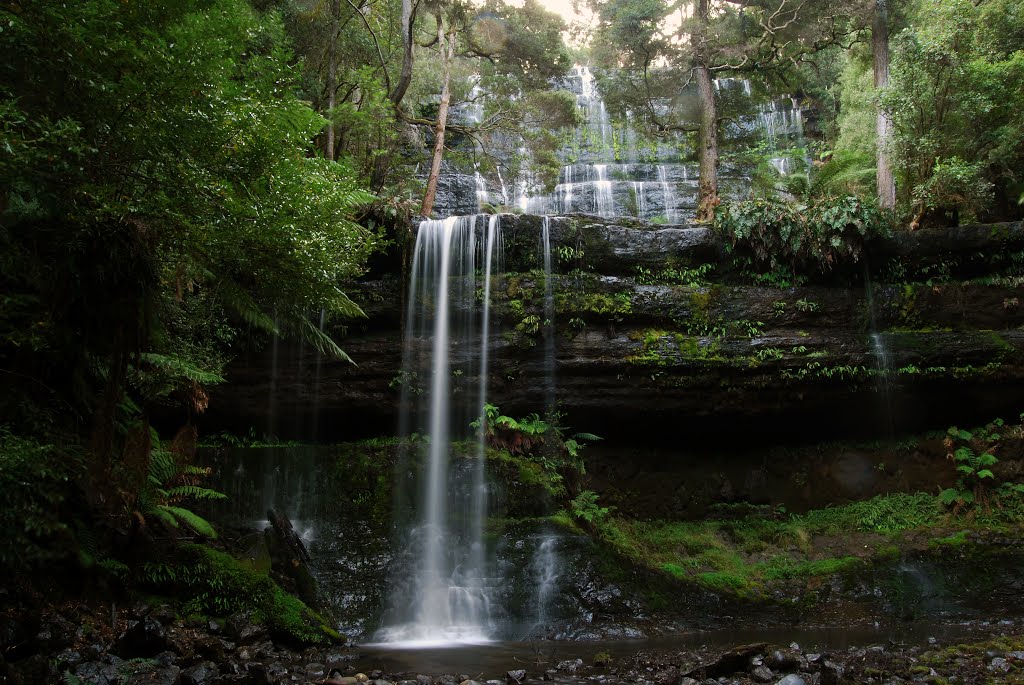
(695, 0, 719, 222)
(420, 18, 456, 218)
(389, 0, 415, 107)
(873, 0, 895, 209)
(325, 0, 340, 161)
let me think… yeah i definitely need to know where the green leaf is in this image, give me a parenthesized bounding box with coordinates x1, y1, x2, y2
(163, 506, 218, 538)
(300, 317, 356, 365)
(976, 469, 995, 479)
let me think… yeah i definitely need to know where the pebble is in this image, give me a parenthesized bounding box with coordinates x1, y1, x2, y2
(751, 665, 773, 683)
(775, 675, 806, 685)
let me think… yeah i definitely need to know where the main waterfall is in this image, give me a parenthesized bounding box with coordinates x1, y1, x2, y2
(377, 215, 503, 645)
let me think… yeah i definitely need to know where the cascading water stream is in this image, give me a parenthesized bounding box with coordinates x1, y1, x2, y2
(542, 217, 556, 414)
(378, 215, 502, 645)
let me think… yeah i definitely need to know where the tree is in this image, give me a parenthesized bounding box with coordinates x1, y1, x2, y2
(591, 0, 872, 220)
(0, 0, 379, 510)
(883, 0, 1024, 226)
(873, 0, 895, 209)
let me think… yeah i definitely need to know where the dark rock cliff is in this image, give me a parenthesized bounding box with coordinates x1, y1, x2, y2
(205, 217, 1024, 446)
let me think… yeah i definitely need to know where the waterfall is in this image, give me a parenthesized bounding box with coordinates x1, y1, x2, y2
(865, 269, 895, 436)
(542, 217, 556, 414)
(593, 164, 613, 216)
(632, 181, 647, 219)
(531, 535, 559, 628)
(658, 165, 678, 223)
(378, 215, 502, 645)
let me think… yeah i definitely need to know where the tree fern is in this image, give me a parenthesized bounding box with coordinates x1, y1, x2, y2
(808, 150, 876, 198)
(300, 317, 356, 364)
(139, 353, 225, 386)
(216, 280, 279, 334)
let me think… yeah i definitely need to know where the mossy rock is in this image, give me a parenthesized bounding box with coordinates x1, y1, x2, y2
(161, 544, 342, 646)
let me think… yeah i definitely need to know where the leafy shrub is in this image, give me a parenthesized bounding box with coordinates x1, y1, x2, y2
(911, 157, 993, 227)
(0, 428, 78, 569)
(715, 196, 890, 277)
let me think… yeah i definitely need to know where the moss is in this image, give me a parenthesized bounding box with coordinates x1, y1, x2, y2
(170, 545, 341, 646)
(929, 530, 971, 549)
(697, 571, 754, 596)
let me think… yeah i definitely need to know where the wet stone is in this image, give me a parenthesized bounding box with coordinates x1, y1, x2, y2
(182, 661, 220, 685)
(775, 676, 805, 685)
(557, 659, 584, 673)
(507, 669, 527, 684)
(751, 666, 773, 683)
(990, 657, 1010, 672)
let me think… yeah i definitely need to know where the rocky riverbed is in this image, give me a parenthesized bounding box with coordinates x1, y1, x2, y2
(5, 598, 1023, 684)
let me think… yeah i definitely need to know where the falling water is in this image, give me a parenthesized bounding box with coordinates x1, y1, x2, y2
(632, 181, 647, 219)
(593, 164, 613, 216)
(658, 165, 678, 223)
(542, 218, 556, 414)
(531, 535, 560, 628)
(865, 269, 896, 436)
(379, 215, 502, 645)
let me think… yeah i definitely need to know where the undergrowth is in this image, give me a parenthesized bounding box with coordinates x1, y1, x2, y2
(587, 490, 1024, 600)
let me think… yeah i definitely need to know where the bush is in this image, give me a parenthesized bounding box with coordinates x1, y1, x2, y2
(715, 196, 890, 278)
(0, 428, 78, 569)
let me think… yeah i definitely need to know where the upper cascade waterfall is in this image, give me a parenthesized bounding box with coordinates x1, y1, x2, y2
(499, 66, 809, 222)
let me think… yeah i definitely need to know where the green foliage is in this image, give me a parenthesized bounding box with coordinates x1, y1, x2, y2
(474, 403, 600, 500)
(138, 430, 225, 538)
(634, 263, 715, 287)
(0, 0, 380, 444)
(807, 150, 877, 199)
(716, 196, 890, 277)
(885, 0, 1024, 225)
(570, 490, 612, 525)
(141, 544, 339, 645)
(0, 428, 77, 569)
(911, 157, 994, 226)
(938, 418, 1017, 510)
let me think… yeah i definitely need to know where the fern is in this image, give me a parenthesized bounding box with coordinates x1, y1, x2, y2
(808, 150, 876, 198)
(162, 506, 218, 538)
(164, 485, 227, 501)
(139, 353, 225, 385)
(300, 316, 356, 364)
(217, 280, 279, 334)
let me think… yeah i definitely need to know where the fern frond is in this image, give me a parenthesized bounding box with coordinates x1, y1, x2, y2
(164, 485, 227, 501)
(139, 353, 225, 386)
(300, 317, 356, 364)
(217, 280, 279, 333)
(148, 507, 180, 529)
(809, 151, 875, 198)
(321, 289, 367, 320)
(149, 449, 178, 486)
(163, 506, 218, 538)
(573, 432, 603, 442)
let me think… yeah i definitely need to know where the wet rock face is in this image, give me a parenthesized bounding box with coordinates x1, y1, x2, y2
(206, 217, 1024, 446)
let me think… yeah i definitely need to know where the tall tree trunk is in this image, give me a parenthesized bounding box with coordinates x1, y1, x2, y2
(695, 0, 719, 222)
(325, 0, 340, 161)
(874, 0, 895, 209)
(389, 0, 415, 107)
(420, 18, 456, 218)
